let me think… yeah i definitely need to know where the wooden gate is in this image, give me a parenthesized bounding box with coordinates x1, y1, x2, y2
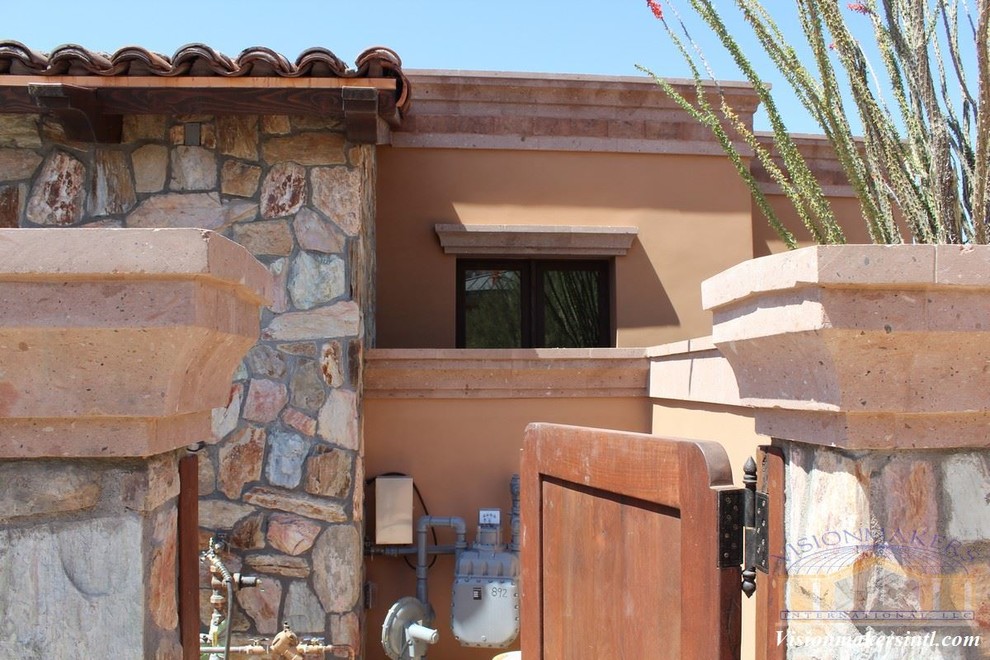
(520, 423, 742, 660)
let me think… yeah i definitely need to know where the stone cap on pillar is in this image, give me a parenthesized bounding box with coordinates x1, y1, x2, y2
(703, 244, 990, 449)
(0, 228, 274, 458)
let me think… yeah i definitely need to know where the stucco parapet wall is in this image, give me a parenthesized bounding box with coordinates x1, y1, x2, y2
(646, 336, 744, 407)
(364, 348, 649, 398)
(0, 228, 273, 458)
(391, 70, 760, 155)
(703, 244, 990, 448)
(753, 132, 860, 198)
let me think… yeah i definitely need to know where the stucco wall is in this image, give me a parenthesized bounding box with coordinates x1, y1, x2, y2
(375, 146, 756, 349)
(648, 338, 764, 660)
(0, 112, 372, 651)
(362, 348, 653, 660)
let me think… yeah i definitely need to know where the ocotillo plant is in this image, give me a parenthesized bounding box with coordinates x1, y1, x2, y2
(641, 0, 989, 247)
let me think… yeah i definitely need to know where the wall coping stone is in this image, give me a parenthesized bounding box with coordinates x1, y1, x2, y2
(702, 244, 990, 448)
(647, 336, 744, 407)
(391, 70, 760, 155)
(365, 347, 649, 398)
(0, 228, 273, 457)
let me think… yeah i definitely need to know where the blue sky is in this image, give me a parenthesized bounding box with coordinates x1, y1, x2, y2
(0, 0, 887, 134)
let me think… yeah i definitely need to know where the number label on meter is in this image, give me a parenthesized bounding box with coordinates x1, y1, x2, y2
(479, 509, 501, 525)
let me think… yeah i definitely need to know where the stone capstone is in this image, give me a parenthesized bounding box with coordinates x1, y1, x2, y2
(288, 251, 346, 310)
(265, 430, 310, 489)
(310, 166, 363, 236)
(261, 161, 306, 218)
(218, 425, 265, 499)
(266, 513, 321, 556)
(26, 150, 86, 226)
(312, 524, 362, 612)
(89, 149, 137, 217)
(283, 581, 326, 633)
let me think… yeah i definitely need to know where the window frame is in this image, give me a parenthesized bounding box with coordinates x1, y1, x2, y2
(456, 258, 611, 349)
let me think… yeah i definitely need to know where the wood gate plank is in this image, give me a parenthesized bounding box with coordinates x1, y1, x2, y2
(521, 423, 741, 660)
(756, 445, 786, 660)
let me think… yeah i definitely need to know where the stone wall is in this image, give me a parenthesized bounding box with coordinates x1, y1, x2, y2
(0, 112, 374, 650)
(0, 453, 183, 658)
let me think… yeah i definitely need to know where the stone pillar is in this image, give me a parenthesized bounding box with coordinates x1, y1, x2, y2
(0, 228, 272, 658)
(704, 245, 990, 658)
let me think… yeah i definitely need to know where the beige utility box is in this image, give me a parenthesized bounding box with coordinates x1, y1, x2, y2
(375, 476, 414, 545)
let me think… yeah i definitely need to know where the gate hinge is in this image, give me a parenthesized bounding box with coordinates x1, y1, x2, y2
(716, 456, 768, 597)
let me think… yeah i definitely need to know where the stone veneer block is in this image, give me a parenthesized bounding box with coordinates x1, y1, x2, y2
(262, 133, 346, 166)
(703, 244, 990, 448)
(0, 228, 274, 457)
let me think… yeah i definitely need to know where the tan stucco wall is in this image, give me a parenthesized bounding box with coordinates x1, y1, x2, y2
(363, 395, 652, 660)
(376, 147, 756, 349)
(652, 402, 762, 660)
(753, 191, 874, 256)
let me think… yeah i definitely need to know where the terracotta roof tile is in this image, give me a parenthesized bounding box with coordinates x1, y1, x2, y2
(0, 41, 409, 113)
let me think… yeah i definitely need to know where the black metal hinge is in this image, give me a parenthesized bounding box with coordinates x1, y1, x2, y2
(717, 456, 769, 597)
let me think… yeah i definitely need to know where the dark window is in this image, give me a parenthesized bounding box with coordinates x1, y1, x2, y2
(457, 259, 610, 348)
